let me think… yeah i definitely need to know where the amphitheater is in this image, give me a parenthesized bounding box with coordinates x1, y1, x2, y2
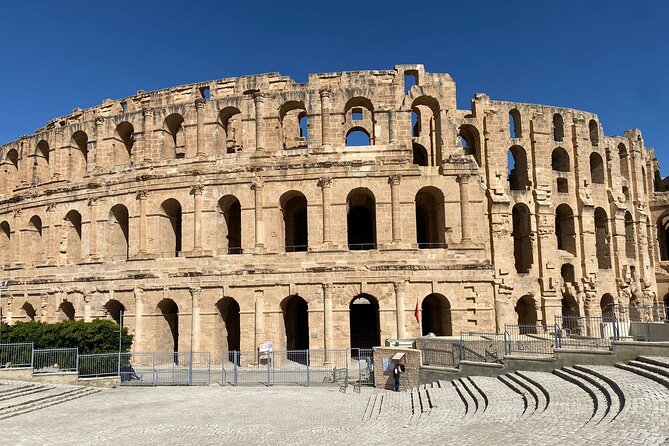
(0, 64, 668, 357)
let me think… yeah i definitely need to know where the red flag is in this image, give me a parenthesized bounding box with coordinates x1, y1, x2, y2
(414, 299, 420, 323)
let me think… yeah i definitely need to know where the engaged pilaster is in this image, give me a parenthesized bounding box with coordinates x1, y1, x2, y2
(322, 283, 333, 363)
(319, 90, 331, 148)
(394, 281, 407, 339)
(318, 177, 333, 245)
(457, 174, 472, 244)
(136, 190, 148, 255)
(251, 179, 265, 250)
(195, 98, 206, 159)
(190, 184, 204, 252)
(253, 93, 265, 152)
(389, 175, 402, 243)
(190, 287, 201, 352)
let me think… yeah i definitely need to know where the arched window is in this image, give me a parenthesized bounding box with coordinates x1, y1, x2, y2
(412, 143, 428, 166)
(421, 294, 452, 336)
(280, 191, 308, 252)
(0, 221, 10, 266)
(281, 295, 309, 351)
(561, 294, 580, 334)
(411, 108, 420, 137)
(415, 187, 445, 249)
(561, 263, 575, 284)
(588, 120, 599, 146)
(279, 101, 308, 149)
(21, 302, 36, 321)
(345, 127, 371, 146)
(600, 294, 615, 321)
(216, 297, 240, 357)
(551, 147, 570, 172)
(553, 114, 564, 142)
(71, 131, 88, 178)
(412, 96, 442, 165)
(590, 152, 605, 184)
(63, 210, 82, 264)
(218, 195, 242, 254)
(113, 122, 134, 165)
(219, 107, 243, 154)
(459, 125, 481, 166)
(347, 188, 376, 250)
(58, 301, 76, 321)
(508, 145, 530, 191)
(104, 299, 125, 325)
(344, 97, 374, 146)
(594, 208, 611, 269)
(157, 298, 179, 352)
(108, 204, 129, 261)
(618, 143, 630, 182)
(515, 295, 537, 333)
(509, 109, 522, 139)
(512, 204, 533, 273)
(349, 294, 380, 349)
(2, 149, 19, 194)
(159, 199, 182, 257)
(33, 140, 50, 184)
(555, 204, 576, 255)
(27, 215, 44, 266)
(164, 113, 185, 158)
(625, 211, 635, 259)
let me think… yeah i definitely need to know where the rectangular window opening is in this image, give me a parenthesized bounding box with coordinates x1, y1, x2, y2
(352, 108, 363, 121)
(404, 72, 418, 95)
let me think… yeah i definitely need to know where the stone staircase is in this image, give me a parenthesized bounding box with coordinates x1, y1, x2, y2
(0, 380, 100, 420)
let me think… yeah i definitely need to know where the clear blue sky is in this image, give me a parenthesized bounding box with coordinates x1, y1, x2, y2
(1, 1, 667, 173)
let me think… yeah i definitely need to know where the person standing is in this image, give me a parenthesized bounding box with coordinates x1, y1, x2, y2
(393, 363, 401, 392)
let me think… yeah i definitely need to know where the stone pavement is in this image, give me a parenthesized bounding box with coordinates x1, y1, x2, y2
(1, 361, 669, 445)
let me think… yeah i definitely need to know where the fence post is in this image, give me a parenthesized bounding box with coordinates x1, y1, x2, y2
(613, 313, 620, 341)
(75, 348, 79, 374)
(30, 344, 35, 369)
(152, 351, 157, 386)
(554, 322, 560, 349)
(234, 351, 238, 386)
(345, 349, 349, 385)
(306, 349, 310, 387)
(188, 352, 193, 386)
(504, 329, 510, 356)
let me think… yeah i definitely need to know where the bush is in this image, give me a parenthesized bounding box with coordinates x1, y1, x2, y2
(0, 320, 132, 354)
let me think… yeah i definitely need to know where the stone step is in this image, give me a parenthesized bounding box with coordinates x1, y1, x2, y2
(0, 385, 52, 404)
(515, 371, 550, 413)
(557, 367, 607, 424)
(505, 373, 541, 413)
(635, 356, 669, 369)
(562, 366, 621, 423)
(615, 362, 669, 390)
(0, 387, 90, 416)
(497, 374, 529, 417)
(628, 359, 669, 381)
(0, 387, 99, 420)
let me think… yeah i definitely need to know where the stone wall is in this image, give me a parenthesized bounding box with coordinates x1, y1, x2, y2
(373, 347, 422, 391)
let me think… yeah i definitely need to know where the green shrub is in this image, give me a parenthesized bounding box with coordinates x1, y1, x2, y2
(0, 320, 132, 354)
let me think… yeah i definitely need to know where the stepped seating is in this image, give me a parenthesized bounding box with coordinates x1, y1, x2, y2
(0, 380, 100, 420)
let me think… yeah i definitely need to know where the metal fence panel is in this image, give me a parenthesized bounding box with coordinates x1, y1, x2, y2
(308, 349, 349, 386)
(33, 348, 78, 374)
(460, 332, 506, 363)
(120, 352, 155, 386)
(0, 342, 33, 368)
(418, 337, 461, 367)
(270, 350, 309, 386)
(78, 353, 120, 378)
(505, 325, 555, 357)
(555, 316, 614, 350)
(350, 348, 374, 386)
(615, 305, 669, 324)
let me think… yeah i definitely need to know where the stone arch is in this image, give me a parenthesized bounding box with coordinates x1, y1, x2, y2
(27, 215, 44, 265)
(601, 294, 615, 320)
(157, 298, 179, 352)
(512, 203, 533, 273)
(343, 97, 374, 145)
(349, 294, 380, 349)
(113, 121, 134, 165)
(0, 221, 11, 266)
(561, 293, 580, 333)
(108, 204, 129, 261)
(216, 297, 240, 355)
(104, 299, 125, 325)
(58, 301, 76, 321)
(217, 195, 242, 254)
(412, 143, 428, 166)
(281, 295, 309, 350)
(515, 295, 537, 332)
(33, 140, 50, 184)
(347, 188, 376, 250)
(280, 191, 308, 252)
(594, 207, 611, 269)
(508, 145, 530, 191)
(70, 130, 88, 178)
(218, 107, 243, 153)
(345, 127, 371, 146)
(421, 294, 452, 336)
(555, 204, 576, 255)
(551, 147, 570, 172)
(458, 124, 481, 166)
(618, 143, 630, 182)
(63, 210, 83, 264)
(415, 186, 445, 249)
(590, 152, 605, 184)
(553, 113, 564, 142)
(588, 119, 599, 146)
(657, 213, 669, 261)
(163, 113, 185, 158)
(20, 302, 36, 321)
(509, 108, 522, 139)
(561, 263, 575, 284)
(279, 101, 308, 149)
(411, 95, 442, 165)
(625, 211, 635, 258)
(2, 149, 19, 194)
(159, 199, 182, 257)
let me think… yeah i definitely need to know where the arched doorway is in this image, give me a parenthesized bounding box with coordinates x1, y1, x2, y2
(58, 301, 75, 321)
(108, 205, 130, 260)
(561, 294, 580, 334)
(157, 299, 179, 353)
(21, 302, 36, 321)
(415, 187, 445, 249)
(216, 297, 240, 362)
(104, 299, 125, 325)
(515, 295, 537, 334)
(347, 189, 376, 250)
(601, 294, 615, 321)
(349, 294, 380, 349)
(421, 294, 452, 336)
(281, 295, 309, 350)
(280, 192, 308, 252)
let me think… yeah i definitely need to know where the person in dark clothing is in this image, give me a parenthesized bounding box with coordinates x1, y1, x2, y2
(393, 363, 401, 392)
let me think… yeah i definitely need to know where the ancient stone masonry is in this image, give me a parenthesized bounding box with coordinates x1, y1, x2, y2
(0, 64, 664, 355)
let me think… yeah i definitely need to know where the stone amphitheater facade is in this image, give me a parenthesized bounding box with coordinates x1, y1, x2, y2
(0, 64, 664, 356)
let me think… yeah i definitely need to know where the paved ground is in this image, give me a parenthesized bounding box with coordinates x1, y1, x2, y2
(2, 361, 669, 445)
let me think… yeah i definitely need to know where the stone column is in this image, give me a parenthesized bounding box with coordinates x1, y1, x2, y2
(18, 137, 29, 187)
(251, 179, 265, 249)
(389, 175, 402, 243)
(253, 93, 264, 152)
(190, 184, 204, 252)
(254, 290, 264, 351)
(319, 90, 331, 148)
(53, 129, 64, 179)
(136, 191, 148, 255)
(4, 296, 13, 325)
(133, 287, 144, 353)
(388, 110, 397, 145)
(12, 210, 22, 265)
(93, 116, 105, 171)
(142, 108, 154, 163)
(190, 287, 201, 352)
(195, 98, 206, 159)
(83, 292, 92, 322)
(40, 296, 49, 323)
(323, 284, 333, 363)
(457, 174, 472, 244)
(318, 177, 333, 245)
(46, 204, 57, 263)
(88, 198, 99, 260)
(394, 281, 407, 339)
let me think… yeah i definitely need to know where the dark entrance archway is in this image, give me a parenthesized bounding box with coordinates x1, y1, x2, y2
(347, 189, 376, 250)
(349, 294, 380, 349)
(216, 297, 240, 362)
(104, 299, 125, 325)
(157, 298, 179, 352)
(59, 301, 75, 321)
(421, 294, 452, 336)
(515, 295, 537, 334)
(282, 295, 309, 350)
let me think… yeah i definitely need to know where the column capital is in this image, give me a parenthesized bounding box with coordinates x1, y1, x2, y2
(388, 175, 402, 186)
(195, 98, 206, 109)
(319, 89, 332, 99)
(190, 184, 204, 196)
(13, 209, 21, 218)
(252, 92, 266, 104)
(87, 197, 99, 207)
(393, 281, 407, 293)
(318, 177, 333, 189)
(456, 173, 471, 184)
(189, 287, 202, 299)
(142, 107, 154, 117)
(135, 190, 148, 201)
(251, 178, 264, 191)
(95, 116, 105, 127)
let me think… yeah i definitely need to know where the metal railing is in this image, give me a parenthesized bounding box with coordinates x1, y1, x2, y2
(78, 353, 120, 378)
(460, 332, 506, 363)
(0, 342, 33, 368)
(555, 316, 615, 350)
(614, 304, 669, 324)
(33, 348, 79, 374)
(119, 352, 211, 386)
(505, 324, 555, 357)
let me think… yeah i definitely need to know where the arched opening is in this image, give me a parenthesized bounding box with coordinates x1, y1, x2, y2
(421, 294, 452, 336)
(113, 122, 134, 165)
(459, 124, 481, 166)
(71, 131, 88, 178)
(108, 204, 129, 260)
(218, 195, 242, 254)
(561, 294, 580, 333)
(349, 294, 380, 349)
(601, 294, 615, 321)
(594, 207, 611, 269)
(280, 192, 308, 252)
(63, 210, 82, 264)
(509, 109, 522, 139)
(1, 149, 18, 194)
(412, 96, 442, 165)
(58, 301, 75, 321)
(216, 297, 240, 354)
(658, 214, 669, 261)
(159, 199, 182, 257)
(588, 120, 599, 146)
(0, 221, 11, 266)
(345, 127, 371, 146)
(27, 216, 44, 266)
(164, 113, 185, 158)
(515, 295, 537, 333)
(641, 167, 648, 196)
(157, 298, 179, 352)
(415, 187, 445, 249)
(664, 294, 669, 321)
(21, 302, 36, 321)
(553, 114, 564, 142)
(508, 145, 530, 191)
(551, 147, 570, 172)
(561, 263, 575, 284)
(555, 204, 576, 255)
(219, 107, 243, 153)
(279, 101, 308, 149)
(33, 140, 50, 184)
(625, 211, 635, 259)
(281, 295, 309, 351)
(618, 143, 630, 182)
(104, 299, 125, 325)
(412, 143, 428, 166)
(512, 203, 533, 273)
(411, 109, 420, 137)
(590, 152, 605, 184)
(347, 188, 376, 250)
